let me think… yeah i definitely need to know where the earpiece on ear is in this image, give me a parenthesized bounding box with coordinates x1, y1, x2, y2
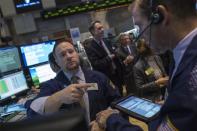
(151, 11, 164, 24)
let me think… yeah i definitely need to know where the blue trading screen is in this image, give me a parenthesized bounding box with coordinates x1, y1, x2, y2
(20, 41, 55, 67)
(118, 96, 161, 118)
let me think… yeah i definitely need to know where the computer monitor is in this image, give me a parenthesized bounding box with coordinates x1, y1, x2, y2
(0, 46, 21, 75)
(20, 40, 56, 67)
(0, 108, 89, 131)
(29, 63, 56, 87)
(0, 71, 29, 102)
(14, 0, 42, 13)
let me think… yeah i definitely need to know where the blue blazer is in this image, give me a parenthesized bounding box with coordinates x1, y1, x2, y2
(106, 35, 197, 131)
(27, 69, 120, 121)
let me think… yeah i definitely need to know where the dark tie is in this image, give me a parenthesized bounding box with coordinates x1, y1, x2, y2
(125, 47, 130, 55)
(71, 75, 86, 108)
(71, 75, 90, 123)
(71, 75, 79, 84)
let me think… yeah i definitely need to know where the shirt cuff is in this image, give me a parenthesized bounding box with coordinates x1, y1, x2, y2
(30, 96, 49, 115)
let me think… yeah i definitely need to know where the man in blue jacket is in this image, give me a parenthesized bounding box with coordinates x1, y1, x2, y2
(92, 0, 197, 130)
(28, 38, 120, 122)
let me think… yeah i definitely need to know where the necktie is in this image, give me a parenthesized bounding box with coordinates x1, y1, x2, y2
(127, 45, 132, 55)
(100, 40, 116, 70)
(71, 75, 90, 123)
(71, 75, 85, 107)
(71, 75, 79, 84)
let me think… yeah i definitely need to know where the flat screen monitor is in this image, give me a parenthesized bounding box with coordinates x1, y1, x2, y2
(29, 63, 56, 86)
(0, 71, 29, 101)
(20, 40, 56, 67)
(14, 0, 42, 13)
(0, 47, 21, 75)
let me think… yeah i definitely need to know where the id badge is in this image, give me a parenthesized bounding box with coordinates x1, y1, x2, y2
(145, 67, 154, 76)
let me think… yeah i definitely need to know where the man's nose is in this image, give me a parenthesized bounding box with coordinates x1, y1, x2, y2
(65, 53, 72, 59)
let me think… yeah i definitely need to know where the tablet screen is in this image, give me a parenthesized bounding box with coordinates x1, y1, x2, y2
(117, 96, 161, 118)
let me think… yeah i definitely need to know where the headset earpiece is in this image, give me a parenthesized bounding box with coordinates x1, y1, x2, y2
(151, 10, 164, 24)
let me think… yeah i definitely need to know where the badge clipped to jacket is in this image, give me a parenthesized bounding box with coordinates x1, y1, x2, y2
(145, 67, 155, 76)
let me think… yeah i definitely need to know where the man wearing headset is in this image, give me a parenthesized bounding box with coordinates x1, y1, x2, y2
(91, 0, 197, 131)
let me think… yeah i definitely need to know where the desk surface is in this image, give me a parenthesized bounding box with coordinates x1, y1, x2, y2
(3, 111, 26, 122)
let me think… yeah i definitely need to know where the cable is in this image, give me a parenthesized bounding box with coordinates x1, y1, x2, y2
(134, 21, 153, 43)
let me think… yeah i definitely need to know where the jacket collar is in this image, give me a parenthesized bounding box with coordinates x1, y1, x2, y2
(172, 35, 197, 82)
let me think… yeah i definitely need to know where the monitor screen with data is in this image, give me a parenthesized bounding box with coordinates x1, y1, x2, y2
(29, 63, 56, 86)
(0, 47, 21, 74)
(14, 0, 42, 13)
(20, 41, 56, 67)
(0, 71, 29, 101)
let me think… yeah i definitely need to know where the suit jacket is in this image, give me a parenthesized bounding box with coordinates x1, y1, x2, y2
(85, 39, 123, 80)
(133, 55, 166, 100)
(153, 34, 197, 131)
(106, 34, 197, 131)
(116, 44, 139, 74)
(27, 69, 120, 121)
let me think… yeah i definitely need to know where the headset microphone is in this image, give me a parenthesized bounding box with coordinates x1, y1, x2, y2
(134, 21, 153, 43)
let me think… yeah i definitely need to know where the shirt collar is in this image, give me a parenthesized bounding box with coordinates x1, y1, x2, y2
(63, 66, 85, 82)
(93, 38, 103, 44)
(172, 28, 197, 75)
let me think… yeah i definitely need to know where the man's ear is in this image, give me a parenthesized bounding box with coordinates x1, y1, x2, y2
(156, 5, 170, 25)
(54, 54, 60, 67)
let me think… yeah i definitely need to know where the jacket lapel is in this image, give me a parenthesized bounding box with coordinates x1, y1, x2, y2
(55, 71, 71, 87)
(92, 39, 108, 56)
(120, 46, 129, 56)
(103, 39, 114, 54)
(171, 35, 197, 87)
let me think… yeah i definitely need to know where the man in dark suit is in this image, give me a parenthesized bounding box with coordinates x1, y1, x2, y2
(116, 33, 139, 95)
(91, 0, 197, 130)
(85, 21, 124, 95)
(27, 38, 120, 122)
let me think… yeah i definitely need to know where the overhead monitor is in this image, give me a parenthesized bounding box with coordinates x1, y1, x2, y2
(20, 40, 56, 67)
(0, 46, 21, 75)
(14, 0, 42, 13)
(0, 71, 29, 101)
(29, 63, 56, 87)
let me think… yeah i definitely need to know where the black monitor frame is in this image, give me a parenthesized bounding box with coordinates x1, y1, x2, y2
(0, 108, 89, 131)
(14, 0, 43, 14)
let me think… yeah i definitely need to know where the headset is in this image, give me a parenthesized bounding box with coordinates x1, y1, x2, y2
(134, 0, 164, 42)
(150, 0, 164, 24)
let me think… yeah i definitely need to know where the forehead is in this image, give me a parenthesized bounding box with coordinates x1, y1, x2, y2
(55, 42, 75, 53)
(122, 35, 130, 39)
(94, 22, 103, 29)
